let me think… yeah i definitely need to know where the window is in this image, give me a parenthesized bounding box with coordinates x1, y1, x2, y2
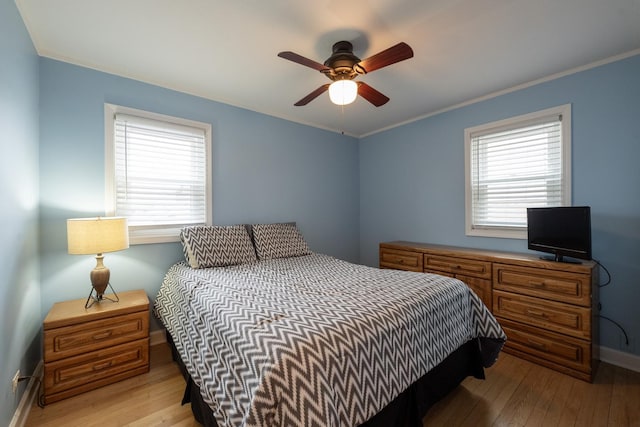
(105, 104, 212, 244)
(464, 104, 571, 239)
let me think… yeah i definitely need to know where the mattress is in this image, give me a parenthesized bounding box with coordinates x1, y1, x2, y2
(154, 253, 505, 427)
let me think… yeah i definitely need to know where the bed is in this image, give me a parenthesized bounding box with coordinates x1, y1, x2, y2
(154, 223, 506, 427)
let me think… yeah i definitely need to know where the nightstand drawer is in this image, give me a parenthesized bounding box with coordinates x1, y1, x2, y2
(380, 248, 423, 272)
(424, 254, 491, 280)
(44, 338, 149, 404)
(494, 263, 591, 306)
(493, 290, 591, 339)
(499, 318, 591, 374)
(44, 311, 149, 362)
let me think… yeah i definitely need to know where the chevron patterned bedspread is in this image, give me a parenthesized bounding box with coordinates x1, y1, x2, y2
(154, 253, 505, 427)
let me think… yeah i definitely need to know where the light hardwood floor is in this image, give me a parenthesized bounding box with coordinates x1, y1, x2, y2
(25, 343, 640, 426)
(25, 344, 198, 427)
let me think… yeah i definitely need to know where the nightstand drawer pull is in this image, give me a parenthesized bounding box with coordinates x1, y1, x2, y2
(92, 331, 113, 340)
(93, 360, 113, 371)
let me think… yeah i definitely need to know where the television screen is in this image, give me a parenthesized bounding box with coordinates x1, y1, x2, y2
(527, 206, 592, 262)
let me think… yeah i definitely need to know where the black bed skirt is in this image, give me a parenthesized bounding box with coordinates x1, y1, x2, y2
(167, 333, 485, 427)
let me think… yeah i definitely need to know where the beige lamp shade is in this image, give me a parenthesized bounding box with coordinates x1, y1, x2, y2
(67, 217, 129, 255)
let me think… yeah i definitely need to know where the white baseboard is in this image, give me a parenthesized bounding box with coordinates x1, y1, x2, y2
(9, 361, 43, 427)
(599, 345, 640, 373)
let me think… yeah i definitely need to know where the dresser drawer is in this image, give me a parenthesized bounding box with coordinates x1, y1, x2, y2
(44, 338, 149, 404)
(494, 263, 591, 306)
(44, 311, 149, 362)
(424, 254, 491, 280)
(493, 290, 591, 339)
(457, 274, 492, 311)
(380, 248, 423, 272)
(499, 318, 592, 376)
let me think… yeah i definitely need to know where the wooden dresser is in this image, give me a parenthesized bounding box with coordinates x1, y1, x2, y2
(43, 290, 150, 404)
(380, 241, 599, 382)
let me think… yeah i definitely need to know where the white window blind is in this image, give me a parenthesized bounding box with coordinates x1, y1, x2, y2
(105, 104, 212, 244)
(465, 105, 571, 238)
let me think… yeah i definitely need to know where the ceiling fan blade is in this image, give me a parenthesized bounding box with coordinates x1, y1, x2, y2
(278, 51, 331, 72)
(357, 82, 390, 107)
(355, 42, 414, 74)
(294, 84, 330, 106)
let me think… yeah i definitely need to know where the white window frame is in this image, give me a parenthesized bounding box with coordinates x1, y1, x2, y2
(464, 104, 571, 239)
(105, 103, 212, 244)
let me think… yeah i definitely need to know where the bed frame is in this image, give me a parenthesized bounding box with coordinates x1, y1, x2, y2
(167, 332, 485, 427)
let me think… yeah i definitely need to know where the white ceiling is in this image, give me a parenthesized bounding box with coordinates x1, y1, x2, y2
(16, 0, 640, 137)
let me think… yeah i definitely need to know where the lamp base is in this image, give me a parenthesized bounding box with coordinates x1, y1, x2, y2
(85, 283, 120, 309)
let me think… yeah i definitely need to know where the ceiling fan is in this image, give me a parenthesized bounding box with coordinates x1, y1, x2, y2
(278, 41, 414, 107)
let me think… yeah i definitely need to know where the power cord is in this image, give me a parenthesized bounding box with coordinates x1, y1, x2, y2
(593, 259, 629, 346)
(593, 259, 611, 287)
(16, 375, 45, 408)
(597, 314, 629, 346)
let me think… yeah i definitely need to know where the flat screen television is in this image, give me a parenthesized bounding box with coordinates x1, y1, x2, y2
(527, 206, 592, 263)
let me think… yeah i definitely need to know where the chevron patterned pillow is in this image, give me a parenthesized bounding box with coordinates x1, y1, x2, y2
(180, 225, 257, 268)
(251, 223, 312, 260)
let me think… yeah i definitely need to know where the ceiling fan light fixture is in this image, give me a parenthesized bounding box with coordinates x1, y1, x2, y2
(279, 41, 412, 107)
(329, 80, 358, 105)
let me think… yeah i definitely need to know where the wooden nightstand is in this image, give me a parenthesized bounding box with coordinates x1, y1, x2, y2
(43, 289, 150, 404)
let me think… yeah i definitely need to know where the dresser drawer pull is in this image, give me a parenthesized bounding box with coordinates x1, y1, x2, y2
(526, 309, 547, 318)
(529, 280, 547, 288)
(397, 258, 405, 264)
(527, 339, 547, 350)
(93, 360, 113, 371)
(92, 331, 113, 340)
(453, 264, 484, 273)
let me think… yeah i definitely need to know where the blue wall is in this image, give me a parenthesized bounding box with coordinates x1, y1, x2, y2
(360, 54, 640, 355)
(38, 58, 360, 326)
(0, 0, 41, 424)
(2, 6, 640, 421)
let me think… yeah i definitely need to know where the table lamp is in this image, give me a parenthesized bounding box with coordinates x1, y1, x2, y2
(67, 217, 129, 308)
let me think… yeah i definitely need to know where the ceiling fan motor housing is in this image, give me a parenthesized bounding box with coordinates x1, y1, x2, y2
(324, 41, 360, 81)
